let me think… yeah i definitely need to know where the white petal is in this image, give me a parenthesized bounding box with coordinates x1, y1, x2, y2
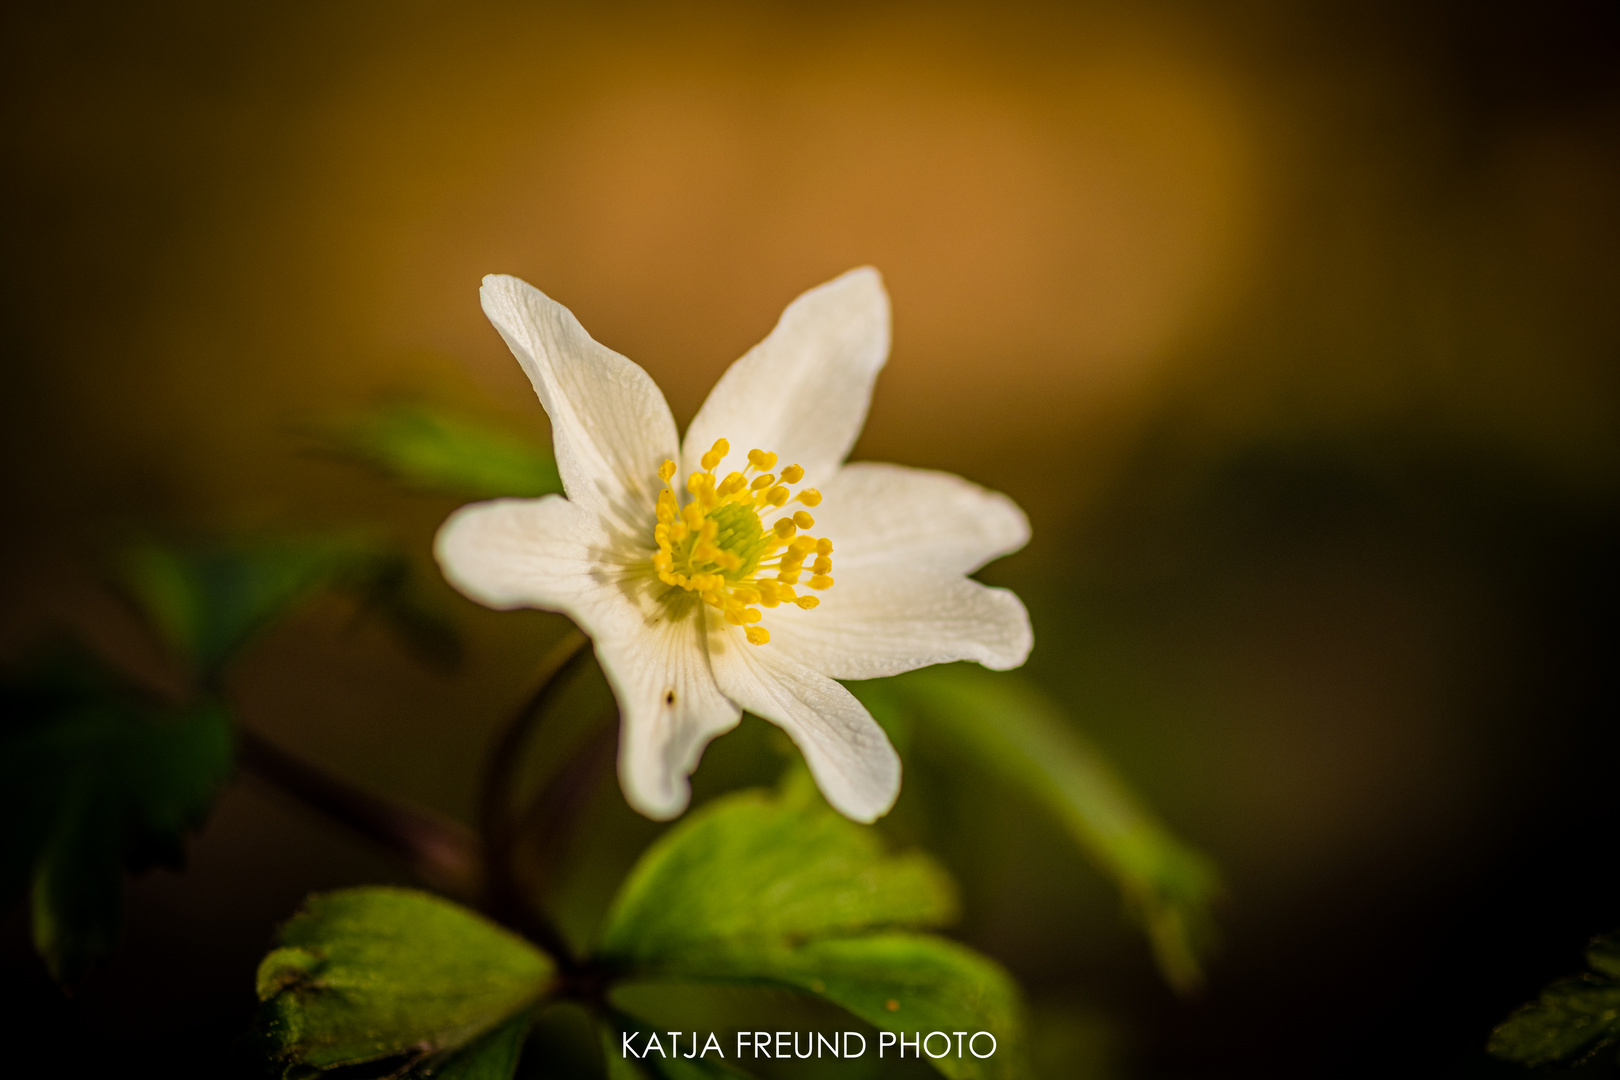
(814, 462, 1030, 574)
(707, 620, 901, 822)
(765, 564, 1032, 680)
(681, 267, 889, 484)
(481, 275, 678, 536)
(597, 595, 742, 821)
(436, 497, 739, 821)
(434, 495, 607, 612)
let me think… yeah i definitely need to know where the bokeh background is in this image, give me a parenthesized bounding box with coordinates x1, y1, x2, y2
(3, 1, 1619, 1076)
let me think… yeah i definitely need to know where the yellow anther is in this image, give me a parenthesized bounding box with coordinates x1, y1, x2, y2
(701, 439, 729, 471)
(651, 438, 833, 647)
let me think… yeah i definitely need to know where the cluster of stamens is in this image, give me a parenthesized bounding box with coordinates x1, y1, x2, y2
(652, 438, 835, 645)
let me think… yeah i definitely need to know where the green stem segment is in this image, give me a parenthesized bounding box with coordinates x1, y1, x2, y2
(238, 726, 485, 901)
(478, 629, 595, 968)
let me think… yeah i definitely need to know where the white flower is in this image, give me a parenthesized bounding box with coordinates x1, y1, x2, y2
(435, 268, 1031, 823)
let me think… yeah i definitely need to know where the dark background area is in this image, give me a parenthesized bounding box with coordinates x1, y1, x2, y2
(2, 1, 1618, 1076)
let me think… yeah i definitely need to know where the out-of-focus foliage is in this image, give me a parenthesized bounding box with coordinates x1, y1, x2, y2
(1489, 932, 1620, 1067)
(1, 536, 460, 985)
(256, 887, 554, 1074)
(312, 403, 562, 500)
(855, 665, 1220, 993)
(119, 536, 461, 679)
(417, 1012, 533, 1080)
(0, 653, 233, 983)
(600, 774, 1022, 1080)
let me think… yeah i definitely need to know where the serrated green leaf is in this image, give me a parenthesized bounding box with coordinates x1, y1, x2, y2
(1488, 974, 1620, 1066)
(1, 656, 233, 982)
(598, 776, 956, 968)
(855, 666, 1220, 993)
(316, 403, 562, 499)
(257, 886, 555, 1071)
(119, 537, 459, 678)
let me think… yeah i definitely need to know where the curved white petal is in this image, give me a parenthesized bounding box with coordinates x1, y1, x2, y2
(434, 495, 608, 612)
(765, 563, 1032, 680)
(815, 462, 1030, 574)
(596, 594, 742, 821)
(680, 268, 890, 485)
(481, 275, 678, 536)
(707, 619, 901, 822)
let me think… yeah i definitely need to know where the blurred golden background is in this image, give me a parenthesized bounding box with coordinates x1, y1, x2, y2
(2, 2, 1618, 1077)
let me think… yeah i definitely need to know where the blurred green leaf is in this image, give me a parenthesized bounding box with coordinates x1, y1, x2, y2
(599, 773, 956, 967)
(1489, 933, 1620, 1067)
(257, 886, 554, 1073)
(0, 654, 233, 982)
(411, 1011, 532, 1080)
(119, 537, 460, 679)
(315, 402, 562, 499)
(854, 665, 1220, 994)
(599, 778, 1020, 1080)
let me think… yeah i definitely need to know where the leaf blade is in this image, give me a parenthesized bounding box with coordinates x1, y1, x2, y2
(257, 886, 554, 1071)
(855, 665, 1220, 993)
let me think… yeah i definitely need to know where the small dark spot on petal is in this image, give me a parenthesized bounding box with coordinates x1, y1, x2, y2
(665, 690, 676, 705)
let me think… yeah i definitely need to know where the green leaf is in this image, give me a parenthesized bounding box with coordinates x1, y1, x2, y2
(119, 537, 459, 679)
(257, 886, 555, 1072)
(853, 665, 1221, 993)
(412, 1011, 532, 1080)
(598, 774, 957, 968)
(599, 779, 1020, 1080)
(0, 655, 233, 982)
(1489, 933, 1620, 1066)
(314, 403, 562, 499)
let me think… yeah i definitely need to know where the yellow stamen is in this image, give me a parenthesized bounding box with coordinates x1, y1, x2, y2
(652, 437, 835, 647)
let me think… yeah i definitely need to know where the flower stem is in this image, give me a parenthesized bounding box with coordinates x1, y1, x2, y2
(478, 628, 595, 967)
(237, 726, 485, 901)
